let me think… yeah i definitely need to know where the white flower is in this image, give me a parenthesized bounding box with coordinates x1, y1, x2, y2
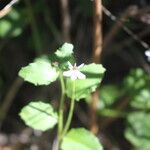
(145, 49, 150, 61)
(63, 62, 86, 80)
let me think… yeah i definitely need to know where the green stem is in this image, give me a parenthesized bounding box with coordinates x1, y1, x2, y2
(58, 72, 65, 146)
(62, 81, 75, 136)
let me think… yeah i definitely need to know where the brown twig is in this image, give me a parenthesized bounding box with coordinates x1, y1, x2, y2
(0, 77, 23, 128)
(116, 27, 150, 51)
(104, 27, 150, 55)
(102, 6, 150, 73)
(103, 5, 138, 50)
(0, 0, 19, 18)
(92, 0, 103, 63)
(102, 6, 150, 50)
(90, 0, 103, 134)
(60, 0, 71, 42)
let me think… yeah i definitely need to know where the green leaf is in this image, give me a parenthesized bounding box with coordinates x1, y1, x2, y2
(55, 43, 73, 58)
(124, 68, 150, 110)
(61, 128, 103, 150)
(125, 112, 150, 150)
(53, 43, 75, 70)
(124, 68, 149, 92)
(18, 58, 58, 86)
(131, 88, 150, 110)
(66, 63, 106, 101)
(98, 108, 126, 118)
(99, 85, 121, 109)
(19, 101, 58, 131)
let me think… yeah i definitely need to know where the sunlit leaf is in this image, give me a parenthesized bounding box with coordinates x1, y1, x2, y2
(125, 112, 150, 150)
(52, 43, 75, 69)
(19, 101, 58, 131)
(55, 43, 73, 58)
(66, 63, 106, 101)
(18, 58, 58, 86)
(61, 128, 103, 150)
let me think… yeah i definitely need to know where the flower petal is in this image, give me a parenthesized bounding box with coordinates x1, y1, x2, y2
(70, 74, 78, 80)
(76, 71, 86, 79)
(145, 50, 150, 57)
(68, 62, 73, 69)
(78, 63, 84, 69)
(63, 70, 73, 77)
(63, 62, 86, 80)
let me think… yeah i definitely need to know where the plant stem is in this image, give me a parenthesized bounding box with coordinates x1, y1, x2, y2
(62, 81, 75, 136)
(58, 72, 65, 147)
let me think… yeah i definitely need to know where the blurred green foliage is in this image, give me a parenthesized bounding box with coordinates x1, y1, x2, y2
(97, 68, 150, 149)
(0, 8, 25, 38)
(124, 69, 150, 110)
(124, 69, 150, 93)
(125, 112, 150, 150)
(99, 85, 121, 109)
(131, 89, 150, 109)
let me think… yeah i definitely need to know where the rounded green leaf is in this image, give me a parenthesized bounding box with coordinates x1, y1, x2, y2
(61, 128, 103, 150)
(124, 68, 149, 92)
(66, 63, 106, 101)
(53, 43, 75, 69)
(131, 89, 150, 109)
(19, 101, 58, 131)
(18, 58, 58, 86)
(125, 112, 150, 149)
(55, 43, 73, 58)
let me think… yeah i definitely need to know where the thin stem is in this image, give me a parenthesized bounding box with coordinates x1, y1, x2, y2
(24, 0, 42, 55)
(62, 81, 75, 136)
(58, 72, 65, 146)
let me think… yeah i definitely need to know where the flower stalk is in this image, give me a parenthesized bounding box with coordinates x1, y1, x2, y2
(58, 71, 66, 147)
(57, 62, 86, 149)
(62, 80, 76, 136)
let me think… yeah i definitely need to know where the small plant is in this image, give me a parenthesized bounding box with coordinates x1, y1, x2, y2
(97, 68, 150, 150)
(18, 43, 105, 150)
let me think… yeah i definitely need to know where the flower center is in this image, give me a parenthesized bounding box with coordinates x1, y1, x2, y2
(72, 64, 78, 70)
